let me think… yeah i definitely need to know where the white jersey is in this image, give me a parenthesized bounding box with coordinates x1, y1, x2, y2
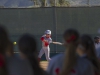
(41, 35, 52, 47)
(95, 42, 100, 59)
(47, 53, 95, 75)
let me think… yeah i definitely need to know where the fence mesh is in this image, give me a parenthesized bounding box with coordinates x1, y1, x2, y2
(0, 7, 100, 53)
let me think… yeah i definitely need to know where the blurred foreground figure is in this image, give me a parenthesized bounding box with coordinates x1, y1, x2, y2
(0, 25, 9, 75)
(77, 34, 100, 75)
(94, 36, 100, 60)
(18, 34, 49, 75)
(0, 25, 34, 75)
(47, 29, 95, 75)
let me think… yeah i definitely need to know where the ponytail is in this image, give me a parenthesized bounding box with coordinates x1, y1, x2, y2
(89, 42, 100, 74)
(60, 43, 77, 75)
(27, 53, 45, 75)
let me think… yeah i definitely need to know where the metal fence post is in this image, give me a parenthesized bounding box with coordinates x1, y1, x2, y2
(53, 6, 57, 53)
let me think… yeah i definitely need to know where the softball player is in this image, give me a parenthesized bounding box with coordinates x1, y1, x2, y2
(38, 30, 62, 62)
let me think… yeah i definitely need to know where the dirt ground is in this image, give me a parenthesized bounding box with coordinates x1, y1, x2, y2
(40, 61, 48, 70)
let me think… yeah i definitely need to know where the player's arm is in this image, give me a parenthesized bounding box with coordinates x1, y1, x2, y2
(52, 41, 63, 45)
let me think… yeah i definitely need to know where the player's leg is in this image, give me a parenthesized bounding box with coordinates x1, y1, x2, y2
(38, 48, 44, 61)
(44, 47, 51, 61)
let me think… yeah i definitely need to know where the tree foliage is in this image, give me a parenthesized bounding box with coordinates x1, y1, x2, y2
(58, 0, 70, 6)
(41, 0, 46, 7)
(50, 0, 55, 6)
(30, 0, 70, 7)
(30, 0, 39, 6)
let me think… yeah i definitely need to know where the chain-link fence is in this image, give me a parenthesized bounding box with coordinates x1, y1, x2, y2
(0, 7, 100, 53)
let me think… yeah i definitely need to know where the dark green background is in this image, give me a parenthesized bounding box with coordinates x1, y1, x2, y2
(0, 7, 100, 54)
